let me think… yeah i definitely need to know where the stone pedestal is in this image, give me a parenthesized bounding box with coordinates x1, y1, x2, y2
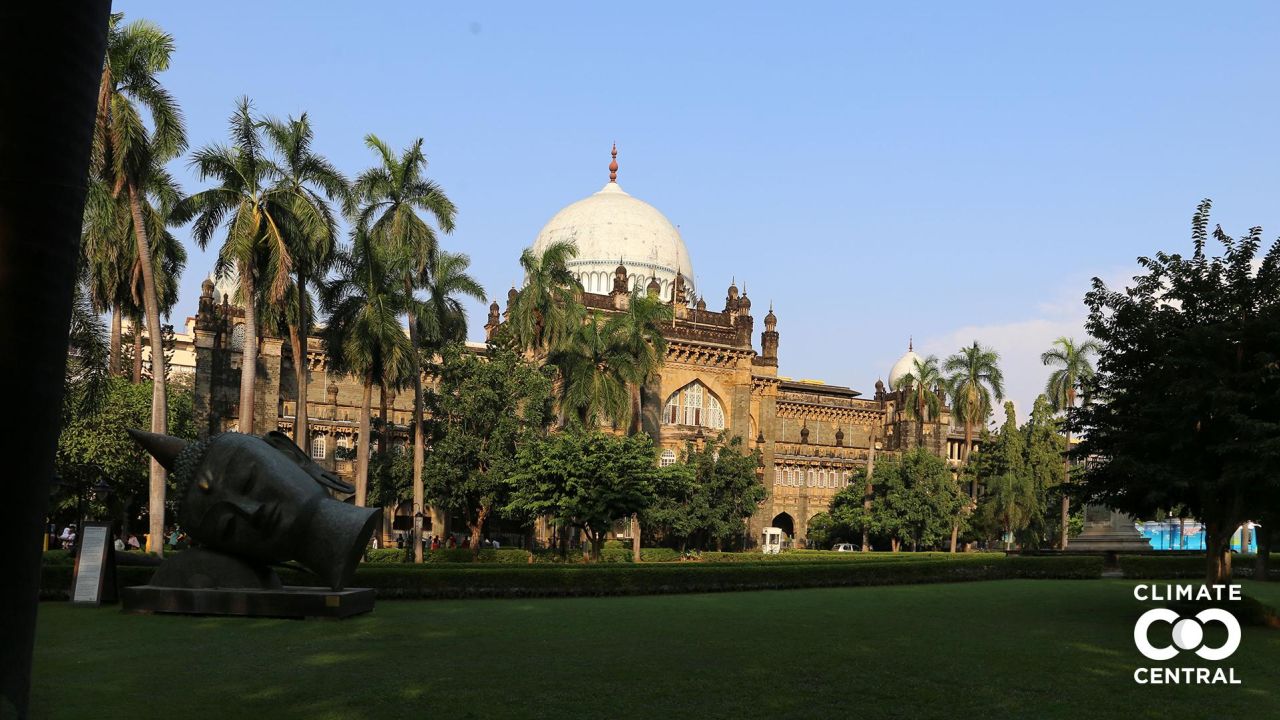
(122, 586, 375, 619)
(1068, 505, 1153, 552)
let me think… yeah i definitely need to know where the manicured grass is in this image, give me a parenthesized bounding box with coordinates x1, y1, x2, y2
(31, 580, 1280, 719)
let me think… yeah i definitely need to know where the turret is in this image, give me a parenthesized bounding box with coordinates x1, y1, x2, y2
(760, 303, 779, 366)
(485, 300, 500, 340)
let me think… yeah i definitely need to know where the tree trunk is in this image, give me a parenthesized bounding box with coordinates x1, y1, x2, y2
(1060, 428, 1071, 550)
(0, 5, 109, 713)
(237, 264, 258, 434)
(1205, 520, 1235, 584)
(1256, 524, 1272, 582)
(631, 513, 641, 563)
(289, 279, 309, 453)
(862, 442, 875, 552)
(1179, 515, 1187, 550)
(949, 523, 959, 553)
(131, 318, 142, 383)
(129, 183, 169, 558)
(405, 277, 425, 564)
(469, 506, 490, 559)
(109, 301, 121, 376)
(964, 421, 976, 499)
(355, 380, 372, 507)
(378, 384, 389, 455)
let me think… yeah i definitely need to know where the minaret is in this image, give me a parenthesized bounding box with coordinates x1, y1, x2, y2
(484, 300, 500, 341)
(760, 302, 779, 366)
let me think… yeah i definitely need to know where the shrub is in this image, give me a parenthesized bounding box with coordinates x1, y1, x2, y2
(1118, 555, 1209, 579)
(365, 548, 408, 564)
(38, 554, 1102, 601)
(640, 548, 680, 563)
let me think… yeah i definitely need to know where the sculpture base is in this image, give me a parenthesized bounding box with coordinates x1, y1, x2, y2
(121, 585, 375, 619)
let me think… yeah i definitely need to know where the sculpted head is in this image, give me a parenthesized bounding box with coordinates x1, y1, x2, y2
(129, 429, 380, 590)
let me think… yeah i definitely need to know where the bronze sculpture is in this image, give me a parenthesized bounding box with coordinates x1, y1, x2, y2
(127, 429, 381, 597)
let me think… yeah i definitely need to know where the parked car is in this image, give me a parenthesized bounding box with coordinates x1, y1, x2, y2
(832, 543, 859, 552)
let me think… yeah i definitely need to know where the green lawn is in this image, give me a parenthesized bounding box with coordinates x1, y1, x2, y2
(31, 580, 1280, 719)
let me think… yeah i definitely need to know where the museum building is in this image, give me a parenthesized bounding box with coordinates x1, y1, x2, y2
(184, 150, 974, 547)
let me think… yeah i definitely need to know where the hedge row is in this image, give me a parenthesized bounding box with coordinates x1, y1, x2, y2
(1119, 553, 1280, 579)
(41, 555, 1103, 601)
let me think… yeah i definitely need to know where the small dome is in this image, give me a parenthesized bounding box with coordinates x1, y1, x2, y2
(888, 343, 923, 390)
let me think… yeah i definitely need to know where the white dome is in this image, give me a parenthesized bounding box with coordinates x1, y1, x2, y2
(888, 346, 923, 390)
(530, 181, 695, 299)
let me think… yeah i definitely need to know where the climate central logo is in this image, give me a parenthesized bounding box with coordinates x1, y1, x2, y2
(1131, 584, 1242, 685)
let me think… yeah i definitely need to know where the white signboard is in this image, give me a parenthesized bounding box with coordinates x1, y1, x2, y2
(72, 523, 113, 605)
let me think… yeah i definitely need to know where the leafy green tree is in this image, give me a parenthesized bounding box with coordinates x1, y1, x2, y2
(1076, 200, 1280, 582)
(260, 112, 347, 453)
(1024, 395, 1067, 548)
(679, 434, 767, 550)
(945, 341, 1005, 498)
(367, 447, 412, 510)
(507, 240, 583, 353)
(56, 377, 195, 536)
(613, 289, 674, 436)
(975, 402, 1038, 549)
(639, 461, 701, 550)
(424, 346, 554, 555)
(321, 231, 414, 507)
(510, 429, 658, 561)
(805, 512, 838, 550)
(859, 448, 967, 551)
(1041, 336, 1100, 549)
(92, 13, 187, 553)
(353, 134, 457, 563)
(829, 468, 874, 548)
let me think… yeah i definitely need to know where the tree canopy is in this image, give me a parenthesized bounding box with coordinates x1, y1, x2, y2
(1076, 200, 1280, 582)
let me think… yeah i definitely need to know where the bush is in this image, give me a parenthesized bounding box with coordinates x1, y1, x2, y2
(365, 548, 409, 563)
(38, 554, 1102, 601)
(640, 548, 680, 563)
(424, 548, 531, 564)
(43, 550, 74, 565)
(1119, 555, 1208, 579)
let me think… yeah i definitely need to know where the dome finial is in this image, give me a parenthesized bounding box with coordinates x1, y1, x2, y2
(609, 143, 618, 183)
(909, 336, 913, 352)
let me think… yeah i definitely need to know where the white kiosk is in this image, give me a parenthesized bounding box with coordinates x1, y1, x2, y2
(761, 527, 784, 555)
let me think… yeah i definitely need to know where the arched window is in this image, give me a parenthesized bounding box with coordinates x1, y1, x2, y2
(819, 470, 827, 488)
(660, 449, 677, 467)
(662, 381, 726, 430)
(311, 435, 326, 460)
(774, 467, 782, 485)
(807, 469, 816, 488)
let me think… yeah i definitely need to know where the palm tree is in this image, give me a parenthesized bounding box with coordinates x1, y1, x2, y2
(173, 97, 290, 435)
(549, 312, 637, 429)
(508, 241, 584, 353)
(612, 289, 673, 436)
(92, 14, 186, 554)
(896, 354, 944, 448)
(322, 232, 414, 507)
(416, 250, 486, 362)
(610, 288, 672, 561)
(261, 113, 347, 453)
(352, 134, 457, 563)
(1042, 336, 1100, 550)
(945, 341, 1005, 499)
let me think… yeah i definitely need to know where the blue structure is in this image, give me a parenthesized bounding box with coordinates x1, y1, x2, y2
(1137, 521, 1257, 552)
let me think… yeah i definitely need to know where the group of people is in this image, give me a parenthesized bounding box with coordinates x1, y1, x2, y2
(384, 533, 503, 551)
(53, 523, 187, 554)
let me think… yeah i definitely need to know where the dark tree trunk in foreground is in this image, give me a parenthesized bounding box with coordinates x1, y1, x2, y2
(1205, 520, 1235, 584)
(131, 320, 143, 382)
(0, 3, 110, 716)
(1256, 523, 1273, 582)
(289, 316, 309, 454)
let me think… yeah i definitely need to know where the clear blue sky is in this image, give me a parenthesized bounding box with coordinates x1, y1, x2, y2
(125, 0, 1280, 422)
